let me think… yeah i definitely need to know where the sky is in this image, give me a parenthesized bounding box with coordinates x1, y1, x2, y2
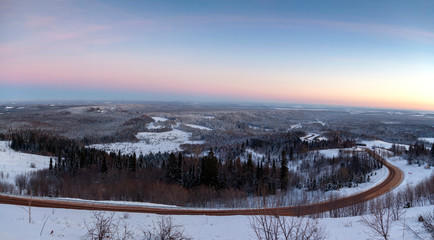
(0, 0, 433, 111)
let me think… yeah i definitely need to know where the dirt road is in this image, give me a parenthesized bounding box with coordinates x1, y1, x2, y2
(0, 149, 403, 216)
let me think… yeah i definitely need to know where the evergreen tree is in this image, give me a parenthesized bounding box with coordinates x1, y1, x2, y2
(280, 150, 289, 190)
(431, 144, 434, 158)
(166, 153, 182, 184)
(49, 158, 53, 171)
(100, 157, 108, 173)
(200, 150, 219, 188)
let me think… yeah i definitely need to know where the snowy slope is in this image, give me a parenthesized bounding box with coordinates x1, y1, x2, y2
(0, 141, 51, 185)
(184, 124, 212, 131)
(90, 129, 204, 155)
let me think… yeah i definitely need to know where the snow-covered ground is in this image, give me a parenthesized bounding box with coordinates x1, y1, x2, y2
(184, 124, 212, 131)
(151, 117, 168, 122)
(362, 140, 409, 150)
(0, 201, 431, 239)
(315, 148, 357, 159)
(90, 129, 204, 155)
(418, 137, 434, 144)
(0, 141, 51, 185)
(289, 123, 302, 130)
(300, 133, 327, 142)
(387, 155, 433, 192)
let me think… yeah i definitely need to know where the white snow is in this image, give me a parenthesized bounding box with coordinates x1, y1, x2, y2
(204, 116, 214, 119)
(146, 122, 165, 130)
(0, 201, 431, 240)
(316, 119, 326, 126)
(418, 137, 434, 144)
(5, 106, 14, 109)
(0, 141, 51, 185)
(184, 124, 212, 131)
(90, 130, 204, 155)
(362, 140, 409, 150)
(151, 117, 168, 122)
(245, 148, 265, 160)
(386, 155, 433, 192)
(289, 123, 302, 130)
(300, 133, 327, 142)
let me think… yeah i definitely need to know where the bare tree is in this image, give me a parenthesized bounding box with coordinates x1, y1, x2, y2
(142, 216, 191, 240)
(83, 211, 133, 240)
(278, 217, 327, 240)
(249, 214, 327, 240)
(361, 198, 393, 240)
(249, 214, 280, 240)
(419, 210, 434, 239)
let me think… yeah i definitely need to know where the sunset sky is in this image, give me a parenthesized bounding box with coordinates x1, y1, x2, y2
(1, 0, 433, 110)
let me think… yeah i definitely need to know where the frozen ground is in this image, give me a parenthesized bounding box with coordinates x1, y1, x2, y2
(184, 124, 212, 131)
(0, 141, 51, 185)
(362, 140, 409, 150)
(300, 133, 327, 142)
(315, 148, 358, 159)
(90, 129, 204, 155)
(418, 137, 434, 144)
(0, 201, 431, 240)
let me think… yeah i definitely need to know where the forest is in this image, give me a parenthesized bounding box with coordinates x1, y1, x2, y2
(0, 130, 409, 208)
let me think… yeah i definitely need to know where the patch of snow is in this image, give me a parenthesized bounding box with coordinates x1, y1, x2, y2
(316, 119, 326, 126)
(184, 124, 212, 131)
(0, 141, 51, 185)
(245, 149, 265, 160)
(383, 121, 400, 124)
(151, 117, 168, 122)
(5, 106, 13, 109)
(146, 122, 165, 130)
(418, 137, 434, 144)
(90, 130, 204, 155)
(289, 123, 302, 130)
(300, 133, 327, 142)
(315, 148, 356, 159)
(204, 116, 214, 119)
(362, 140, 409, 150)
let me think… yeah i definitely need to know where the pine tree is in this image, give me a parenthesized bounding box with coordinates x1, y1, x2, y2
(166, 153, 182, 184)
(280, 150, 289, 190)
(200, 150, 219, 188)
(100, 157, 108, 173)
(49, 158, 53, 171)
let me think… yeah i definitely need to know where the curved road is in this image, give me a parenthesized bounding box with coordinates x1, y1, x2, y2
(0, 149, 403, 216)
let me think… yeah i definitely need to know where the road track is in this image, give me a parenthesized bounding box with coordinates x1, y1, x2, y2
(0, 149, 403, 216)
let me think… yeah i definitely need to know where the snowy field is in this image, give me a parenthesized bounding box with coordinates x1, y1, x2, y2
(90, 129, 204, 156)
(90, 116, 213, 155)
(0, 141, 51, 185)
(0, 202, 431, 240)
(362, 140, 409, 150)
(418, 137, 434, 144)
(300, 133, 327, 142)
(184, 124, 212, 131)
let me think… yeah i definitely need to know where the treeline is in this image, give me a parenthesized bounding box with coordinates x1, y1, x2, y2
(391, 142, 434, 166)
(304, 151, 381, 191)
(5, 130, 374, 207)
